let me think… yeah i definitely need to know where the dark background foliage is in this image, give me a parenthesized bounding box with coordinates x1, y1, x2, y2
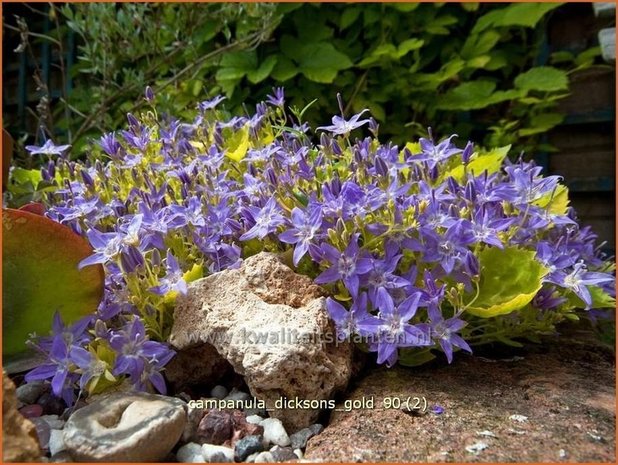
(2, 2, 615, 250)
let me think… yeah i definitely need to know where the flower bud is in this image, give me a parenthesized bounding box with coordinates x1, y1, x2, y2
(127, 112, 139, 129)
(144, 86, 155, 103)
(462, 141, 474, 164)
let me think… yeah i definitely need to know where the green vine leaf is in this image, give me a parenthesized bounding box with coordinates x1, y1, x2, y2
(515, 67, 569, 92)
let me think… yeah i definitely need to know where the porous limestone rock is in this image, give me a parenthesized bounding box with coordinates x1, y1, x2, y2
(169, 252, 353, 431)
(2, 371, 42, 462)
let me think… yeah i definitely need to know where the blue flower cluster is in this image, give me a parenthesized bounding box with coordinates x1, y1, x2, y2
(25, 87, 615, 403)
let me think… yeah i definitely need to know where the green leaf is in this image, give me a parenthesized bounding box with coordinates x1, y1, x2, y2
(436, 81, 496, 110)
(472, 3, 562, 33)
(514, 66, 568, 92)
(532, 184, 570, 215)
(216, 50, 257, 81)
(461, 30, 501, 59)
(444, 145, 510, 182)
(298, 42, 353, 83)
(466, 55, 491, 69)
(465, 247, 549, 318)
(340, 7, 361, 30)
(247, 55, 278, 84)
(271, 56, 298, 82)
(519, 112, 565, 137)
(2, 209, 105, 356)
(224, 124, 250, 162)
(397, 38, 424, 56)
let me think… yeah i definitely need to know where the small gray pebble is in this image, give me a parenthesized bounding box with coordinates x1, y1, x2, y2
(289, 428, 314, 449)
(16, 382, 48, 405)
(308, 424, 324, 435)
(235, 435, 264, 462)
(210, 385, 228, 400)
(224, 388, 251, 402)
(270, 446, 297, 462)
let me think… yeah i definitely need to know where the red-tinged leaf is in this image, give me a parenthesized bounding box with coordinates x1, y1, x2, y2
(2, 208, 105, 356)
(18, 202, 46, 216)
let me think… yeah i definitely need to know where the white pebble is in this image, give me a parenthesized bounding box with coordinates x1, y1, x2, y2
(49, 429, 66, 456)
(559, 449, 567, 459)
(293, 448, 303, 459)
(177, 443, 206, 463)
(41, 415, 65, 430)
(465, 441, 488, 455)
(254, 451, 274, 463)
(245, 452, 259, 463)
(201, 444, 234, 463)
(246, 415, 264, 425)
(476, 430, 497, 438)
(259, 418, 290, 446)
(509, 414, 528, 423)
(210, 385, 228, 400)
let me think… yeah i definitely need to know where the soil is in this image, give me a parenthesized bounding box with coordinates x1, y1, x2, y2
(305, 325, 616, 462)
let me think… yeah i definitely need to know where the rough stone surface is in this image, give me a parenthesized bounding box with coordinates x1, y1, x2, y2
(235, 435, 264, 462)
(231, 409, 264, 442)
(63, 392, 186, 462)
(197, 409, 233, 445)
(2, 371, 42, 462)
(305, 331, 616, 462)
(165, 344, 233, 391)
(170, 252, 353, 431)
(182, 404, 207, 443)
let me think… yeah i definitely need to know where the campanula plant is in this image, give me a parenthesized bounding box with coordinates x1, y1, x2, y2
(22, 87, 615, 403)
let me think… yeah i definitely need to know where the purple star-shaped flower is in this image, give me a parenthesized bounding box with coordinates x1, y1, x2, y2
(408, 135, 461, 169)
(372, 290, 431, 367)
(317, 109, 371, 135)
(240, 197, 286, 241)
(279, 206, 323, 266)
(546, 262, 614, 309)
(427, 306, 471, 364)
(326, 293, 382, 341)
(315, 234, 373, 297)
(150, 250, 188, 296)
(109, 318, 175, 393)
(25, 139, 71, 157)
